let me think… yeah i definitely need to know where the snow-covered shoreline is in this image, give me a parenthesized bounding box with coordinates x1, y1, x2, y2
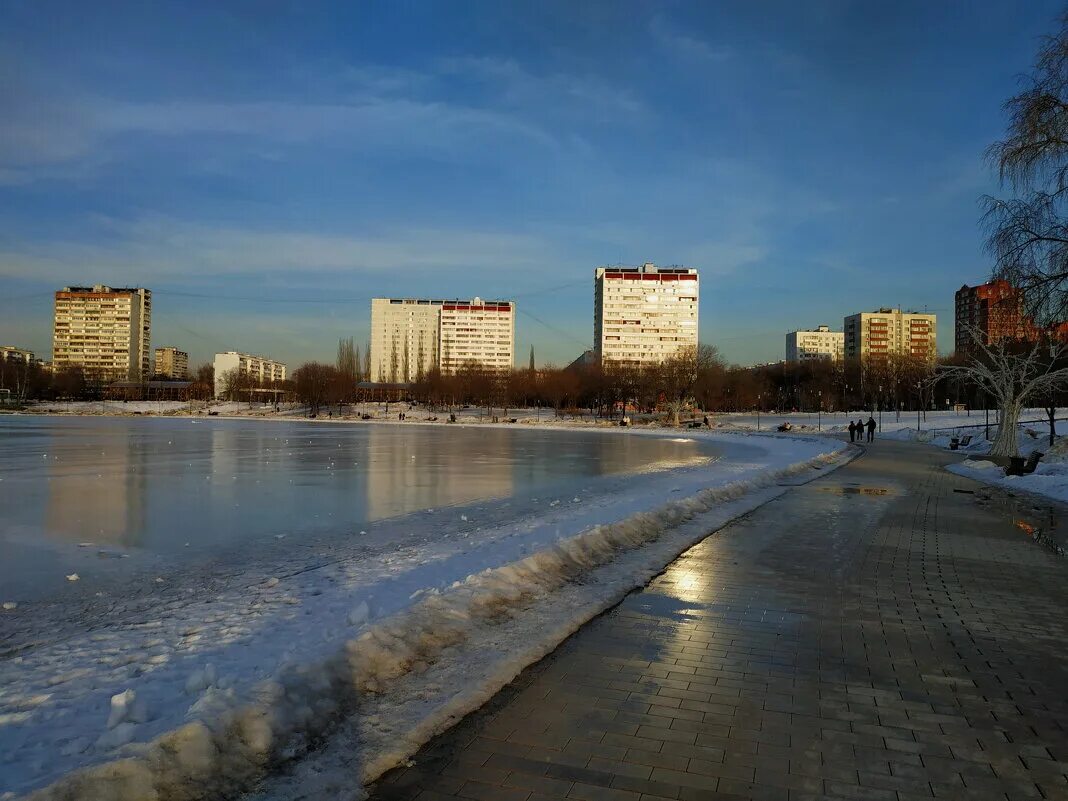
(4, 430, 850, 800)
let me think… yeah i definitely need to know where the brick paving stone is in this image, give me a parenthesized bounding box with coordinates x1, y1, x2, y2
(367, 441, 1068, 801)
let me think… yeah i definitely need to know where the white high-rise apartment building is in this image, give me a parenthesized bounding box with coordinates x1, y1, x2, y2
(785, 325, 844, 362)
(844, 308, 937, 361)
(594, 264, 699, 365)
(369, 298, 443, 383)
(439, 298, 515, 374)
(213, 351, 287, 398)
(369, 297, 516, 381)
(53, 285, 151, 380)
(154, 346, 189, 379)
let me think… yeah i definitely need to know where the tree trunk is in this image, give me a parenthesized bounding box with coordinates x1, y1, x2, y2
(1048, 406, 1057, 447)
(991, 399, 1023, 457)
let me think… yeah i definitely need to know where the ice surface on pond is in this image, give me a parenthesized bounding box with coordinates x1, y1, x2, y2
(0, 416, 715, 599)
(0, 416, 844, 798)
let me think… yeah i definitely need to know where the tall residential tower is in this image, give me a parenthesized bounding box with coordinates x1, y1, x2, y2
(844, 308, 937, 361)
(954, 280, 1031, 355)
(52, 285, 151, 381)
(369, 297, 516, 382)
(594, 264, 699, 365)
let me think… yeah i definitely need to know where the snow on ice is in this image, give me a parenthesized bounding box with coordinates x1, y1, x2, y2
(2, 430, 848, 800)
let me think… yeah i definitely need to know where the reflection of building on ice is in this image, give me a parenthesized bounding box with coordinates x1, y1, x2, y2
(46, 432, 147, 546)
(365, 427, 513, 521)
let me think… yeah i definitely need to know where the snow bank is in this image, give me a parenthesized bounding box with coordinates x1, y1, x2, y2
(949, 454, 1068, 506)
(16, 435, 850, 801)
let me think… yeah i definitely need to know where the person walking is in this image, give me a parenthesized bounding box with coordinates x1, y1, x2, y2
(856, 419, 866, 443)
(866, 415, 877, 443)
(848, 420, 856, 442)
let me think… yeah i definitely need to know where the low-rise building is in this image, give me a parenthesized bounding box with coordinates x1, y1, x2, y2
(844, 308, 937, 361)
(785, 326, 843, 362)
(1, 346, 36, 364)
(154, 346, 189, 379)
(213, 351, 287, 398)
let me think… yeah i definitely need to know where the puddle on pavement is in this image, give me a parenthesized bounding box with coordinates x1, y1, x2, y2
(817, 486, 892, 497)
(972, 486, 1068, 554)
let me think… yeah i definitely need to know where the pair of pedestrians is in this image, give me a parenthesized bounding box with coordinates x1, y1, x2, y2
(848, 416, 877, 443)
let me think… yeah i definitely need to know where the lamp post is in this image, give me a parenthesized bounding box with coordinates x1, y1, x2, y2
(757, 393, 762, 431)
(878, 385, 883, 431)
(818, 390, 823, 431)
(916, 382, 922, 432)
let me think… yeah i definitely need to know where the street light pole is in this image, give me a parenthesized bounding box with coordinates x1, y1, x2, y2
(916, 382, 921, 432)
(818, 390, 822, 431)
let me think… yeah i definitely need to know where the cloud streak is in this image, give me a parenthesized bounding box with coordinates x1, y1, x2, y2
(0, 216, 559, 283)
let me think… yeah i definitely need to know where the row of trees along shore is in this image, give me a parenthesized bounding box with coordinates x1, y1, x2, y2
(8, 338, 1068, 425)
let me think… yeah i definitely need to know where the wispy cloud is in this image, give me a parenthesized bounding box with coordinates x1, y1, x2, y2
(0, 216, 558, 283)
(0, 54, 646, 184)
(650, 16, 732, 64)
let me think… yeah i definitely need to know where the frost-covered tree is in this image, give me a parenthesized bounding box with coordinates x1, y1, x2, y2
(938, 327, 1068, 456)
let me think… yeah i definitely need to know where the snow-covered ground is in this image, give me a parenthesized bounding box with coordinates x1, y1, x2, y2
(1, 428, 848, 800)
(946, 432, 1068, 506)
(702, 408, 1054, 436)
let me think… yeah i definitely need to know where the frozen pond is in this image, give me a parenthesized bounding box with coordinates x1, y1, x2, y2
(0, 416, 716, 598)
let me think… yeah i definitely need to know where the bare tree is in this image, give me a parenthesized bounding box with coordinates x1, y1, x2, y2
(985, 12, 1068, 326)
(293, 362, 338, 416)
(336, 337, 357, 411)
(938, 327, 1068, 456)
(659, 345, 723, 426)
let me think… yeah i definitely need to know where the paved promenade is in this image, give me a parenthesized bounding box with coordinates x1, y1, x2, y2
(369, 440, 1068, 801)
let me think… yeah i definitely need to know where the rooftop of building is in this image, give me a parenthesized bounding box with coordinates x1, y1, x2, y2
(59, 285, 150, 294)
(378, 297, 514, 305)
(848, 308, 936, 316)
(214, 351, 286, 363)
(596, 262, 697, 275)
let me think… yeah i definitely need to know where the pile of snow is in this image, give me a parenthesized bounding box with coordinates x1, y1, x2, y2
(950, 455, 1068, 505)
(7, 432, 850, 800)
(960, 459, 1000, 471)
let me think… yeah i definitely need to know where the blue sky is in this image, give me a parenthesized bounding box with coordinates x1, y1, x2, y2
(0, 0, 1063, 368)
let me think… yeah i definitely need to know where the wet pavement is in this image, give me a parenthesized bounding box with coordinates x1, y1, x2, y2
(368, 440, 1068, 801)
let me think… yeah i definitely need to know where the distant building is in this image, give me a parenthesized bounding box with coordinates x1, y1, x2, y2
(154, 346, 189, 379)
(439, 298, 515, 374)
(369, 296, 516, 381)
(52, 285, 151, 380)
(785, 326, 843, 362)
(1, 346, 36, 364)
(954, 280, 1032, 354)
(566, 349, 598, 371)
(213, 351, 287, 398)
(370, 298, 443, 383)
(844, 308, 937, 361)
(594, 263, 699, 366)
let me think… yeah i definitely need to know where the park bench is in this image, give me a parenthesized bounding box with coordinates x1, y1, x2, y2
(949, 434, 973, 450)
(1006, 451, 1043, 476)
